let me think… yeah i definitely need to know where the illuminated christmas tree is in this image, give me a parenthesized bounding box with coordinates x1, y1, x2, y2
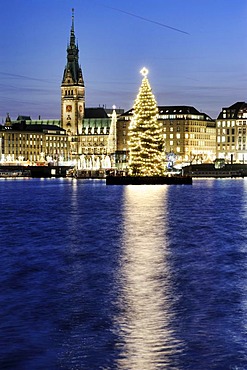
(128, 68, 165, 176)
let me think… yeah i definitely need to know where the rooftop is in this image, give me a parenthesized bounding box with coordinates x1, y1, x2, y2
(217, 102, 247, 119)
(120, 105, 213, 121)
(84, 108, 109, 119)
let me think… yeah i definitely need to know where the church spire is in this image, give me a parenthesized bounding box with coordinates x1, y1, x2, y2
(62, 8, 84, 85)
(70, 8, 75, 47)
(61, 9, 85, 136)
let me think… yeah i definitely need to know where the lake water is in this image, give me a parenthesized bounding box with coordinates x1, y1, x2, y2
(1, 178, 247, 370)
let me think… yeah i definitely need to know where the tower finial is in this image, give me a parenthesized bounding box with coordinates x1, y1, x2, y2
(72, 8, 75, 32)
(69, 8, 75, 46)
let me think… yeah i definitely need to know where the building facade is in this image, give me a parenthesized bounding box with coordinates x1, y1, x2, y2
(117, 106, 216, 167)
(0, 115, 69, 164)
(216, 102, 247, 163)
(75, 107, 117, 169)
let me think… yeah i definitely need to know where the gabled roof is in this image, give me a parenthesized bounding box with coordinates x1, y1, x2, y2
(217, 102, 247, 119)
(158, 105, 201, 115)
(84, 108, 108, 119)
(228, 102, 246, 110)
(119, 109, 133, 117)
(17, 115, 31, 121)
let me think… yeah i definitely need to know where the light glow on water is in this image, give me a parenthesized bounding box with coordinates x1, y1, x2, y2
(115, 185, 183, 369)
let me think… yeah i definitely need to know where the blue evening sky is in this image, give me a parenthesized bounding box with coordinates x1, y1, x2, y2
(0, 0, 246, 121)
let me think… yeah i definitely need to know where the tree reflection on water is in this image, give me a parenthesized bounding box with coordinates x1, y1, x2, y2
(115, 185, 183, 370)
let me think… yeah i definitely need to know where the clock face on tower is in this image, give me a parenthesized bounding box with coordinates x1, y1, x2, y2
(66, 105, 72, 112)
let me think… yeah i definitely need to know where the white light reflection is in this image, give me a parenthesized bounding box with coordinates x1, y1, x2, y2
(67, 179, 79, 237)
(116, 185, 182, 369)
(240, 180, 247, 342)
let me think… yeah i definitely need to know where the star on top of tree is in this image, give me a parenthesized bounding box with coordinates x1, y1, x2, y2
(140, 67, 149, 77)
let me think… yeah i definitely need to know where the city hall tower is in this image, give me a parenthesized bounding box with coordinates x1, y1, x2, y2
(61, 9, 85, 136)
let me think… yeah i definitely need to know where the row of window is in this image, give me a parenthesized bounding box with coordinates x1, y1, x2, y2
(6, 142, 67, 148)
(82, 142, 105, 147)
(217, 120, 247, 127)
(238, 137, 246, 143)
(81, 137, 106, 142)
(218, 128, 235, 135)
(5, 150, 67, 156)
(164, 133, 181, 139)
(159, 114, 204, 120)
(217, 145, 236, 150)
(217, 145, 247, 151)
(82, 147, 108, 154)
(218, 135, 247, 143)
(82, 128, 110, 135)
(238, 145, 247, 150)
(217, 137, 235, 143)
(64, 90, 74, 96)
(3, 135, 66, 142)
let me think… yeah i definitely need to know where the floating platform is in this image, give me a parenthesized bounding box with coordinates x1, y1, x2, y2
(106, 175, 192, 185)
(183, 163, 247, 178)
